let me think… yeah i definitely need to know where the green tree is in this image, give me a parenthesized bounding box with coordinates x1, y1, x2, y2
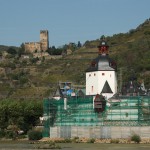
(7, 48, 17, 55)
(18, 43, 25, 57)
(7, 101, 24, 127)
(77, 41, 82, 48)
(23, 101, 43, 131)
(0, 100, 43, 134)
(0, 101, 9, 129)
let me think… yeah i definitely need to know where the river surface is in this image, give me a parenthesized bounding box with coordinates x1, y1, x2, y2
(0, 141, 150, 150)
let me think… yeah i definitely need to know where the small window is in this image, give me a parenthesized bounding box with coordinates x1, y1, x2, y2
(91, 61, 96, 67)
(89, 74, 91, 77)
(94, 73, 96, 76)
(102, 73, 105, 76)
(91, 86, 94, 92)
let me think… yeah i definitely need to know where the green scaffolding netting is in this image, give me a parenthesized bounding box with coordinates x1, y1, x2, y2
(43, 96, 150, 137)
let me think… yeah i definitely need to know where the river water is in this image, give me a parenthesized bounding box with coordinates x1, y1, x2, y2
(0, 141, 150, 150)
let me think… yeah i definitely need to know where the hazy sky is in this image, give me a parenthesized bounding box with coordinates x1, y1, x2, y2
(0, 0, 150, 47)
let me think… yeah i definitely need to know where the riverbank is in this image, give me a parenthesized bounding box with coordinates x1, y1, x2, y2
(0, 141, 150, 150)
(40, 137, 150, 144)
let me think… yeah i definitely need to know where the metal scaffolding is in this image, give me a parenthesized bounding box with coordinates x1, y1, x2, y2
(43, 96, 150, 137)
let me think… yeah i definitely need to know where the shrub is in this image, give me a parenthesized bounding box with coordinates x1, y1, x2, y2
(87, 138, 95, 143)
(110, 139, 119, 143)
(28, 130, 42, 140)
(73, 136, 79, 140)
(5, 130, 17, 140)
(54, 139, 65, 143)
(72, 136, 80, 143)
(64, 138, 72, 143)
(0, 130, 5, 138)
(18, 134, 27, 139)
(131, 134, 141, 143)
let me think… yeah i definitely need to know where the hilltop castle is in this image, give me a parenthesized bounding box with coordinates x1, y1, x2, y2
(24, 30, 49, 53)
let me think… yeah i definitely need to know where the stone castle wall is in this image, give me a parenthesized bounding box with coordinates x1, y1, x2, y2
(24, 42, 41, 53)
(25, 30, 49, 53)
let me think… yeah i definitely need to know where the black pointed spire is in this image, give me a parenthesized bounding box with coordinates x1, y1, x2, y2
(101, 81, 113, 93)
(53, 86, 64, 98)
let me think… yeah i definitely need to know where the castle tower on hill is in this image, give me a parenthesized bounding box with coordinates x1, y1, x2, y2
(24, 30, 49, 53)
(40, 30, 49, 51)
(86, 36, 117, 99)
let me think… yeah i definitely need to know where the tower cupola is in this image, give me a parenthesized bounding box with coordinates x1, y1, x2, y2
(98, 35, 109, 55)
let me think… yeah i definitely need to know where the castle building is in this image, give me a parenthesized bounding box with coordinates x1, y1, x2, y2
(24, 30, 49, 53)
(86, 36, 117, 99)
(40, 30, 49, 51)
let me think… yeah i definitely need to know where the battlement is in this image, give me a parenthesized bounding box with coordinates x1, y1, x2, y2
(40, 30, 48, 33)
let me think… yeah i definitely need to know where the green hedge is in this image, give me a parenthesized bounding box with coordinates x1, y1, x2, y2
(28, 130, 42, 140)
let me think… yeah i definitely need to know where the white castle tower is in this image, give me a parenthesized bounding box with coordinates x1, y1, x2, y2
(86, 36, 117, 99)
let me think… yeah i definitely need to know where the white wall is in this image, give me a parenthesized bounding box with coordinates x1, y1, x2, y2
(86, 71, 99, 95)
(86, 71, 117, 98)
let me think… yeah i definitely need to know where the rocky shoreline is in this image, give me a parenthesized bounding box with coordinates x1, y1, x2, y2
(40, 137, 150, 144)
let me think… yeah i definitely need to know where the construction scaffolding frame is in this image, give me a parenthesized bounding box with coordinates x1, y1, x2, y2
(42, 96, 150, 137)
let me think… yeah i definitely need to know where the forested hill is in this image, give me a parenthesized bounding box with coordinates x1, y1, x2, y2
(0, 18, 150, 100)
(0, 45, 19, 51)
(0, 45, 9, 51)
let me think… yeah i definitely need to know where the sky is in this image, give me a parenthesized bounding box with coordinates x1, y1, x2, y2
(0, 0, 150, 48)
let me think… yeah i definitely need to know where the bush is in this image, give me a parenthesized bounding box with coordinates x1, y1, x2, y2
(87, 138, 95, 143)
(131, 134, 141, 143)
(110, 139, 119, 143)
(5, 130, 17, 140)
(72, 136, 80, 143)
(28, 130, 42, 140)
(64, 138, 72, 143)
(0, 130, 5, 138)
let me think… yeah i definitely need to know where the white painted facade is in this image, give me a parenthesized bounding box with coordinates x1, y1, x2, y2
(86, 70, 117, 99)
